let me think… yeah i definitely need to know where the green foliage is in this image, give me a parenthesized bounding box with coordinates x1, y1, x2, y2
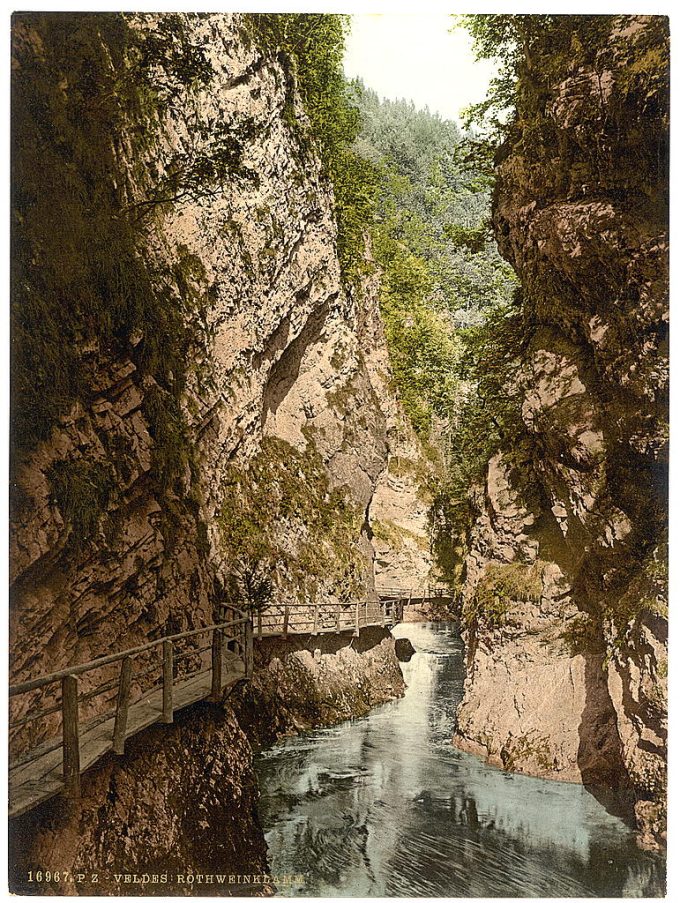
(456, 14, 668, 162)
(126, 12, 215, 105)
(353, 86, 515, 441)
(142, 385, 192, 493)
(453, 300, 528, 483)
(128, 119, 260, 218)
(47, 458, 116, 552)
(245, 14, 380, 282)
(217, 437, 366, 600)
(428, 474, 471, 590)
(559, 612, 603, 656)
(229, 558, 275, 614)
(501, 731, 554, 773)
(464, 561, 544, 629)
(606, 536, 668, 647)
(376, 237, 462, 436)
(371, 518, 428, 553)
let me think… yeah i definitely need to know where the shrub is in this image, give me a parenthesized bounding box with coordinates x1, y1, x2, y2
(464, 560, 544, 629)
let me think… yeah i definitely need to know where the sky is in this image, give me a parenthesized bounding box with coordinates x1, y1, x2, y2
(343, 14, 498, 128)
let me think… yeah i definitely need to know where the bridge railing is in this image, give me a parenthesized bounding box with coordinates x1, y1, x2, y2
(9, 605, 250, 801)
(9, 592, 406, 814)
(250, 598, 399, 640)
(375, 583, 453, 601)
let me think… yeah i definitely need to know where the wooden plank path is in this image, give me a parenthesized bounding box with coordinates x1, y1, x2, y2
(9, 610, 251, 820)
(375, 583, 454, 603)
(10, 651, 246, 819)
(9, 594, 417, 820)
(252, 598, 402, 640)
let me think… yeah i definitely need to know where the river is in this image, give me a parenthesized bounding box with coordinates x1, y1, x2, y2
(255, 622, 666, 897)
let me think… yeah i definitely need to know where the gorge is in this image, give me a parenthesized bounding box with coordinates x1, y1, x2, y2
(9, 11, 668, 897)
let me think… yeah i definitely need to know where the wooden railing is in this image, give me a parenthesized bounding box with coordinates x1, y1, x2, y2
(375, 583, 453, 601)
(251, 598, 401, 640)
(9, 606, 250, 814)
(9, 595, 405, 818)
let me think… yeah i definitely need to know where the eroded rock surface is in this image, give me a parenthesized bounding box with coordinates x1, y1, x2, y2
(9, 705, 269, 896)
(233, 626, 405, 747)
(454, 15, 668, 850)
(9, 12, 429, 889)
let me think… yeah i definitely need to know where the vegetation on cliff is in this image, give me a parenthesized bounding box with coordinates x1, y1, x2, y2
(354, 88, 516, 440)
(217, 437, 367, 603)
(11, 14, 227, 550)
(459, 12, 669, 591)
(244, 14, 379, 281)
(242, 15, 520, 590)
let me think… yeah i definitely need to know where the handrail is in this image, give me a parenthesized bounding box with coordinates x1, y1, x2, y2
(10, 612, 248, 697)
(9, 597, 404, 818)
(251, 597, 399, 640)
(375, 584, 452, 599)
(9, 607, 253, 817)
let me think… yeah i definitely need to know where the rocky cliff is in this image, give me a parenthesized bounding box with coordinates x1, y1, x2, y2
(11, 11, 425, 733)
(10, 11, 428, 884)
(454, 15, 668, 849)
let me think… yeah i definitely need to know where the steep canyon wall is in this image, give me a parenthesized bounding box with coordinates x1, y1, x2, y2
(10, 11, 427, 884)
(454, 15, 669, 850)
(11, 11, 424, 734)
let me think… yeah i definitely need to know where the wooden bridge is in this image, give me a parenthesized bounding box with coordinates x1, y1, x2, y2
(375, 582, 454, 605)
(8, 596, 407, 820)
(251, 597, 403, 639)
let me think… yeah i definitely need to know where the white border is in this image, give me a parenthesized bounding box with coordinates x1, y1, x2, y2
(1, 4, 675, 903)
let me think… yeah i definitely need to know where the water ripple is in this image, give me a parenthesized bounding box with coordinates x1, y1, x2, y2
(256, 622, 666, 898)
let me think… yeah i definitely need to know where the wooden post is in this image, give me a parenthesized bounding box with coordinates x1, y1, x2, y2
(62, 674, 81, 799)
(245, 620, 254, 677)
(364, 599, 368, 628)
(312, 604, 318, 636)
(283, 605, 289, 639)
(224, 605, 233, 653)
(211, 629, 223, 702)
(112, 656, 132, 755)
(162, 640, 173, 724)
(354, 601, 360, 637)
(336, 608, 341, 634)
(257, 609, 263, 641)
(381, 602, 386, 627)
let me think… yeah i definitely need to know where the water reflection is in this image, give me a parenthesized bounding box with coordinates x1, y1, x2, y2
(255, 622, 665, 897)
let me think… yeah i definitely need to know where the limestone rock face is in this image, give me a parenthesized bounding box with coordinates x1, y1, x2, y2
(10, 12, 429, 741)
(9, 11, 431, 876)
(232, 626, 405, 747)
(454, 15, 668, 849)
(361, 267, 435, 595)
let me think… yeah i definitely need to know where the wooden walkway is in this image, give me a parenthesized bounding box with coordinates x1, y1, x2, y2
(375, 583, 453, 604)
(9, 593, 418, 820)
(9, 610, 251, 820)
(252, 598, 403, 640)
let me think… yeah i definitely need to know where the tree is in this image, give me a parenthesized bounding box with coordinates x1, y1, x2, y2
(229, 557, 274, 615)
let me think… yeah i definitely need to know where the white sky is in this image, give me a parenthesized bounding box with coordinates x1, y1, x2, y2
(344, 14, 498, 127)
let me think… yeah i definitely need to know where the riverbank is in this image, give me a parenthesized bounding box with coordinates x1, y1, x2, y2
(231, 626, 405, 748)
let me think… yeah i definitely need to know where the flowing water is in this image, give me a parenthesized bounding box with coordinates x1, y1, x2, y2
(255, 622, 666, 897)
